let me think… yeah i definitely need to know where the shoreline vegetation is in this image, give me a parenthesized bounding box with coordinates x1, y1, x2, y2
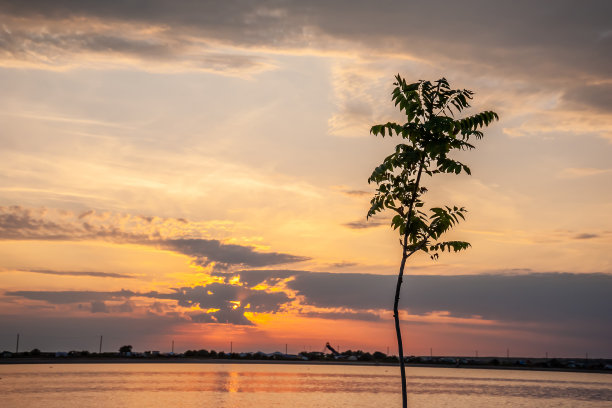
(2, 351, 611, 374)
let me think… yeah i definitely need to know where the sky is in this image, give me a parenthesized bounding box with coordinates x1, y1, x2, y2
(1, 0, 611, 358)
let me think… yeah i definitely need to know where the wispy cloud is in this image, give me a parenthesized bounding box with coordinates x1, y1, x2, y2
(343, 219, 384, 229)
(558, 167, 611, 178)
(341, 190, 370, 197)
(0, 14, 277, 76)
(330, 261, 358, 268)
(1, 111, 134, 130)
(5, 289, 135, 305)
(13, 268, 138, 279)
(573, 233, 599, 240)
(0, 206, 310, 269)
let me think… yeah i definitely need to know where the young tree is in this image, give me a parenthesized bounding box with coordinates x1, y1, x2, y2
(367, 75, 498, 408)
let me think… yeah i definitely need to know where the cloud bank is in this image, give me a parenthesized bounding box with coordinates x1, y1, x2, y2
(6, 269, 611, 330)
(1, 1, 610, 112)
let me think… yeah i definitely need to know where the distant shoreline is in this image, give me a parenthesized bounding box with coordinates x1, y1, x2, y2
(1, 358, 610, 374)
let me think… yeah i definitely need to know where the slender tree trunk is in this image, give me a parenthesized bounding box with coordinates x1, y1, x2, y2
(395, 155, 426, 408)
(394, 251, 410, 408)
(394, 242, 427, 408)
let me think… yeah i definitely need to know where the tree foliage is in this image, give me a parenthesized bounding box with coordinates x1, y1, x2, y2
(368, 75, 498, 260)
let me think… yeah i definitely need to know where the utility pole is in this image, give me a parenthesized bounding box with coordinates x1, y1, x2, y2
(16, 333, 19, 354)
(230, 341, 233, 354)
(285, 344, 288, 355)
(172, 340, 174, 354)
(99, 335, 103, 354)
(430, 347, 433, 358)
(506, 348, 510, 359)
(387, 346, 389, 355)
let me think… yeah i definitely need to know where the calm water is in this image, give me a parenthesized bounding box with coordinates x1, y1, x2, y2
(1, 363, 610, 407)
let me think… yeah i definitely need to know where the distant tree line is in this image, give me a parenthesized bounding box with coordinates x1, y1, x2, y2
(182, 348, 399, 362)
(2, 348, 610, 371)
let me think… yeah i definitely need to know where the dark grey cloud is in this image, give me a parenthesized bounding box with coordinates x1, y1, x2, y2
(5, 289, 135, 304)
(1, 1, 610, 84)
(0, 206, 76, 240)
(301, 311, 381, 322)
(116, 301, 134, 313)
(15, 268, 137, 279)
(5, 281, 291, 325)
(10, 271, 610, 328)
(0, 206, 309, 269)
(229, 268, 612, 330)
(0, 0, 295, 45)
(562, 84, 612, 113)
(148, 301, 172, 314)
(287, 271, 612, 325)
(196, 53, 270, 72)
(342, 190, 369, 197)
(0, 0, 610, 121)
(330, 261, 358, 268)
(4, 268, 612, 346)
(148, 283, 290, 314)
(288, 272, 390, 310)
(160, 239, 309, 269)
(78, 210, 94, 219)
(90, 300, 108, 313)
(299, 1, 612, 84)
(0, 29, 171, 59)
(224, 268, 612, 335)
(0, 10, 273, 73)
(0, 206, 145, 241)
(574, 233, 599, 240)
(343, 220, 383, 229)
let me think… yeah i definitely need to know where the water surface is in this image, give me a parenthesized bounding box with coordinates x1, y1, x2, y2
(1, 363, 610, 407)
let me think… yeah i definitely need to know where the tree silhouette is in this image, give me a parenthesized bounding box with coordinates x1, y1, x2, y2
(119, 345, 133, 355)
(368, 75, 498, 408)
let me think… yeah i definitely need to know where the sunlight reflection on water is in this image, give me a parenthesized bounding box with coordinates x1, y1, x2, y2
(0, 363, 610, 407)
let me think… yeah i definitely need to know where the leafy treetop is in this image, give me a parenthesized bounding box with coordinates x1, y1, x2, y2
(367, 75, 498, 260)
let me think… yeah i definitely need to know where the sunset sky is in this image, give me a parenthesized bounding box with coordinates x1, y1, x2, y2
(1, 1, 611, 358)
